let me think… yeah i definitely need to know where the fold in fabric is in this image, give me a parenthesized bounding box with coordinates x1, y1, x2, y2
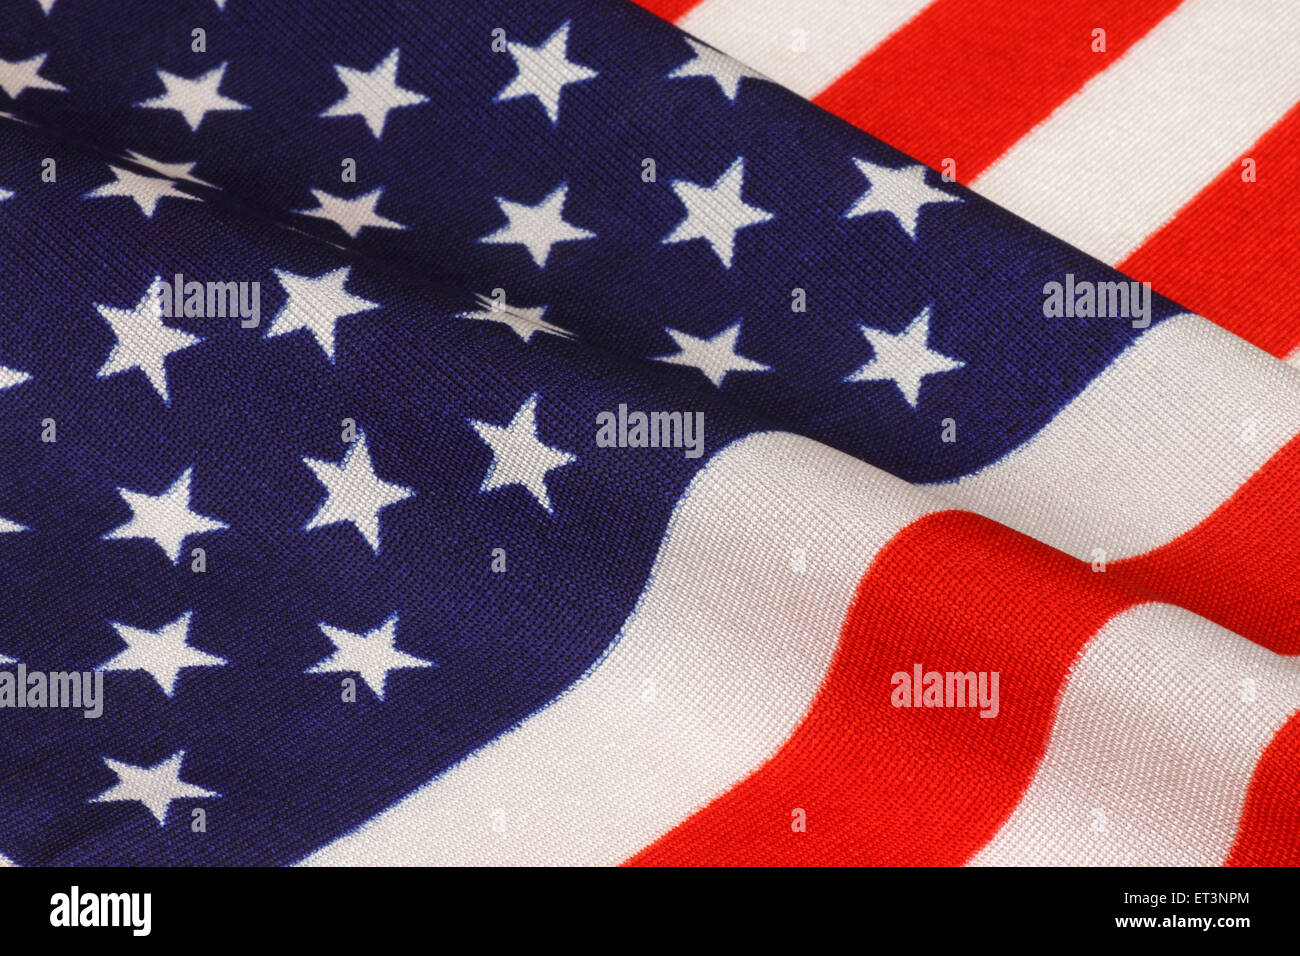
(0, 0, 1294, 865)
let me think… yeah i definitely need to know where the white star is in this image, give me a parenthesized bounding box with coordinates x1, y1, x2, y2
(845, 158, 962, 240)
(104, 467, 228, 564)
(125, 151, 216, 189)
(0, 365, 30, 390)
(479, 184, 594, 268)
(99, 612, 226, 697)
(470, 394, 575, 514)
(0, 652, 14, 664)
(653, 321, 770, 387)
(37, 0, 57, 14)
(320, 47, 427, 139)
(268, 266, 378, 361)
(663, 156, 773, 268)
(95, 277, 201, 403)
(294, 187, 405, 238)
(0, 516, 24, 534)
(667, 37, 768, 102)
(91, 750, 219, 826)
(496, 21, 597, 124)
(85, 164, 201, 218)
(0, 187, 11, 200)
(302, 432, 413, 553)
(0, 53, 66, 99)
(845, 306, 965, 408)
(135, 62, 248, 132)
(306, 616, 433, 701)
(459, 293, 572, 343)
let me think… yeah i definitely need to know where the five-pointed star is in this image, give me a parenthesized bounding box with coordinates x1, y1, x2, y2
(37, 0, 56, 14)
(95, 278, 202, 403)
(663, 156, 774, 268)
(320, 47, 427, 138)
(307, 616, 433, 700)
(0, 364, 30, 390)
(653, 321, 771, 387)
(104, 467, 229, 563)
(497, 20, 597, 125)
(125, 150, 216, 189)
(845, 306, 965, 408)
(268, 266, 378, 360)
(0, 652, 14, 663)
(135, 62, 248, 132)
(0, 186, 11, 200)
(459, 293, 572, 343)
(667, 37, 769, 102)
(844, 158, 962, 240)
(85, 164, 201, 218)
(0, 52, 66, 99)
(294, 187, 405, 238)
(470, 394, 575, 514)
(91, 750, 219, 826)
(302, 432, 413, 553)
(99, 611, 227, 697)
(479, 184, 594, 268)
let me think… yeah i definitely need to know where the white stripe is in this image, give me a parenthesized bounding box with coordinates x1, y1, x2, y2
(971, 602, 1300, 866)
(1287, 344, 1300, 369)
(303, 431, 939, 866)
(972, 0, 1300, 264)
(678, 0, 934, 98)
(934, 314, 1300, 561)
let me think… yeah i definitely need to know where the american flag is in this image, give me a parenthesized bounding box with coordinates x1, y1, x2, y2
(0, 0, 1295, 866)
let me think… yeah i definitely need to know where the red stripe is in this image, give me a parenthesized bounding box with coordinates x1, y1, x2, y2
(626, 511, 1135, 866)
(1118, 105, 1300, 358)
(813, 0, 1181, 181)
(1225, 711, 1300, 866)
(629, 0, 706, 23)
(1113, 434, 1300, 657)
